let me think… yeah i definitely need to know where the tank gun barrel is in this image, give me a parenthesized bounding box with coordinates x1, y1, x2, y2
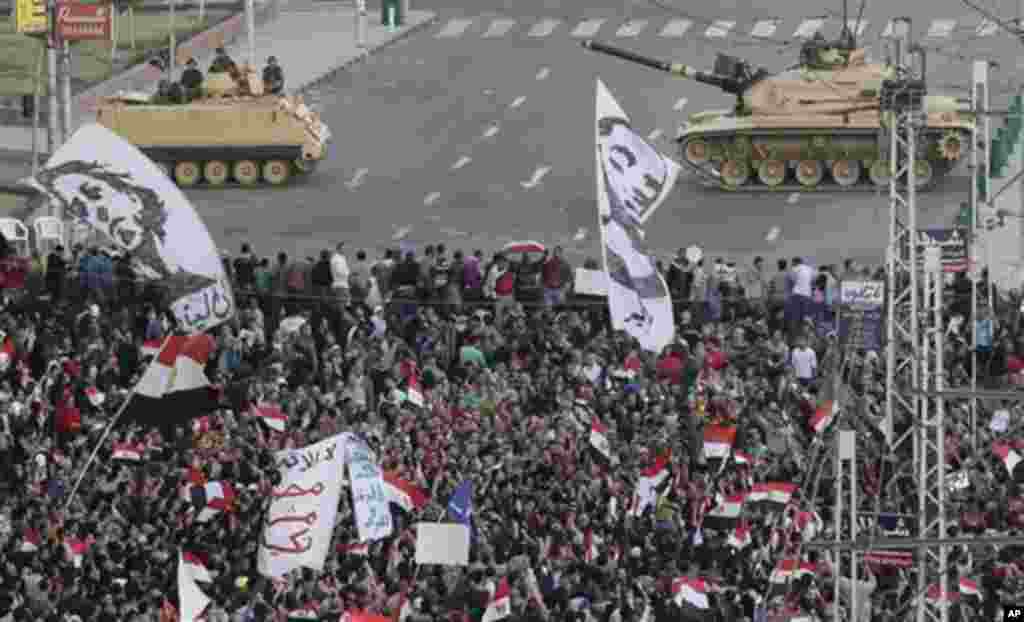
(581, 39, 746, 95)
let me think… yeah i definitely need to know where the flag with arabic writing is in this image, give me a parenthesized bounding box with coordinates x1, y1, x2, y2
(258, 433, 349, 577)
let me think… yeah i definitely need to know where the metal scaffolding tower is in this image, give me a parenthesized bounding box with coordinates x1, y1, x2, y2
(880, 17, 949, 622)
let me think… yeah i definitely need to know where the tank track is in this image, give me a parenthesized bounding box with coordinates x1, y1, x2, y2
(676, 128, 966, 193)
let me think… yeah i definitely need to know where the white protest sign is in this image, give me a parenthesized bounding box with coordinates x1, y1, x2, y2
(347, 436, 393, 543)
(574, 268, 608, 297)
(415, 522, 471, 566)
(840, 280, 885, 307)
(258, 433, 348, 578)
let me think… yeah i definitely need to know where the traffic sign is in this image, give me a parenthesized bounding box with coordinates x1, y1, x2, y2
(56, 1, 112, 41)
(16, 0, 48, 35)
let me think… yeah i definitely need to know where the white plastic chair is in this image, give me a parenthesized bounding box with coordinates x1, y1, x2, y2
(0, 218, 30, 257)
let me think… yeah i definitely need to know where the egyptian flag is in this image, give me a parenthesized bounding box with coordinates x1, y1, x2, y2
(382, 471, 430, 512)
(64, 537, 89, 568)
(337, 541, 370, 557)
(629, 451, 671, 517)
(85, 386, 105, 407)
(746, 482, 797, 509)
(672, 577, 710, 610)
(703, 494, 745, 531)
(482, 577, 512, 622)
(769, 560, 816, 596)
(993, 443, 1024, 481)
(959, 577, 981, 599)
(112, 441, 145, 462)
(703, 425, 736, 461)
(589, 418, 612, 461)
(141, 339, 163, 358)
(121, 335, 218, 428)
(188, 481, 236, 523)
(181, 551, 212, 583)
(727, 523, 752, 550)
(925, 583, 959, 605)
(178, 551, 211, 622)
(405, 374, 424, 408)
(583, 528, 600, 563)
(733, 451, 757, 466)
(20, 527, 41, 552)
(864, 551, 914, 568)
(811, 400, 838, 434)
(0, 335, 15, 372)
(250, 402, 287, 433)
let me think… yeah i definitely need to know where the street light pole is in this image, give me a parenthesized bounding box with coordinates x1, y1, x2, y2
(356, 0, 366, 48)
(47, 0, 58, 153)
(61, 39, 71, 141)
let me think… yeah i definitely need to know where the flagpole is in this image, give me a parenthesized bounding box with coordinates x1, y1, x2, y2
(63, 335, 172, 512)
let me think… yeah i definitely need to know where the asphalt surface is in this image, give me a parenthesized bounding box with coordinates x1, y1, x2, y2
(13, 0, 1024, 266)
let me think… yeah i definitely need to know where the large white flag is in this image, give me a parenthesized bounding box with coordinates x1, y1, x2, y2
(258, 433, 349, 577)
(347, 435, 394, 543)
(595, 79, 677, 352)
(177, 551, 211, 621)
(26, 124, 235, 333)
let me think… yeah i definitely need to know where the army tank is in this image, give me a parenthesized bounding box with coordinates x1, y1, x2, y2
(581, 36, 972, 191)
(93, 66, 331, 188)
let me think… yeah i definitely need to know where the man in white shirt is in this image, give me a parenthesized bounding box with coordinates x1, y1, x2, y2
(330, 242, 350, 306)
(790, 338, 817, 387)
(787, 257, 816, 338)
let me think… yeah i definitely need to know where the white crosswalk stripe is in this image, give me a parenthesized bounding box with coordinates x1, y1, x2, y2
(977, 19, 998, 36)
(926, 18, 957, 38)
(615, 19, 649, 37)
(436, 18, 472, 38)
(528, 18, 560, 37)
(793, 18, 823, 38)
(571, 18, 606, 38)
(660, 18, 692, 38)
(705, 20, 734, 38)
(482, 18, 516, 38)
(750, 19, 778, 38)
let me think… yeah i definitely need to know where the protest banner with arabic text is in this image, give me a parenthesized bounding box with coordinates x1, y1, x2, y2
(257, 433, 347, 578)
(347, 436, 394, 543)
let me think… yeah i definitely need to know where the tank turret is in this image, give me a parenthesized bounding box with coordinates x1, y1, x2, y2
(581, 36, 972, 191)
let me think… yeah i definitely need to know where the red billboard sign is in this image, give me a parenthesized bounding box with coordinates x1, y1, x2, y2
(56, 2, 111, 41)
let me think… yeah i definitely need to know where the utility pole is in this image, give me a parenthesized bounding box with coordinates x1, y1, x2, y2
(970, 60, 988, 454)
(61, 39, 71, 142)
(47, 0, 58, 152)
(880, 16, 949, 622)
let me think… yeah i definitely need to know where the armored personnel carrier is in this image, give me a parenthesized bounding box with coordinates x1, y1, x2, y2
(93, 66, 331, 188)
(582, 34, 972, 191)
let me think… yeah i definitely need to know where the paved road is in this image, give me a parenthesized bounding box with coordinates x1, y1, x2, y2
(23, 0, 1024, 266)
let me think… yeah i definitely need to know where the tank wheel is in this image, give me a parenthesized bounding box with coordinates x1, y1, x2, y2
(831, 160, 862, 187)
(262, 160, 291, 185)
(757, 160, 786, 187)
(868, 160, 891, 186)
(685, 140, 710, 165)
(795, 160, 824, 188)
(294, 158, 319, 175)
(174, 161, 202, 187)
(204, 160, 230, 186)
(233, 160, 260, 186)
(719, 160, 750, 187)
(912, 160, 934, 188)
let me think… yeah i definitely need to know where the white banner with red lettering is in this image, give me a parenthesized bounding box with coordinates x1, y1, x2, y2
(257, 433, 348, 578)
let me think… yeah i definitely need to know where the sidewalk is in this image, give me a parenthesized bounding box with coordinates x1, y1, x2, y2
(0, 0, 437, 158)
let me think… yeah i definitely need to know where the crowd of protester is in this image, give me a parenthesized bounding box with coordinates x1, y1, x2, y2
(0, 237, 1023, 621)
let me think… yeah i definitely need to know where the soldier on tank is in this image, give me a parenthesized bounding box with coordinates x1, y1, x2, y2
(262, 56, 285, 94)
(209, 47, 237, 74)
(181, 58, 204, 101)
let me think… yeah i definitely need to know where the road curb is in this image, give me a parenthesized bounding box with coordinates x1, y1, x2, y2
(297, 13, 439, 94)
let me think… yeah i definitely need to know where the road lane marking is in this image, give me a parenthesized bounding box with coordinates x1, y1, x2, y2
(765, 226, 781, 241)
(787, 192, 801, 204)
(926, 19, 956, 38)
(705, 20, 734, 38)
(793, 18, 823, 38)
(521, 166, 551, 189)
(673, 97, 688, 111)
(660, 18, 691, 37)
(510, 95, 526, 109)
(483, 124, 500, 138)
(571, 18, 605, 37)
(573, 228, 587, 241)
(482, 18, 516, 38)
(393, 225, 412, 240)
(451, 156, 472, 170)
(436, 18, 472, 38)
(535, 67, 550, 80)
(528, 18, 560, 37)
(647, 128, 663, 141)
(750, 19, 778, 38)
(345, 168, 368, 189)
(615, 19, 648, 37)
(424, 192, 441, 205)
(977, 19, 998, 36)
